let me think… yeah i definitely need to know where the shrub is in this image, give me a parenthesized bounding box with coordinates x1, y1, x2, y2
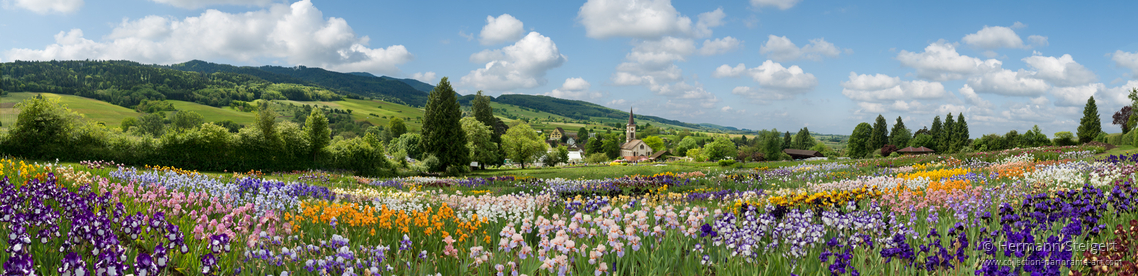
(717, 159, 736, 167)
(584, 153, 608, 164)
(1107, 133, 1124, 145)
(1053, 131, 1076, 146)
(327, 137, 393, 176)
(418, 155, 440, 173)
(880, 144, 899, 157)
(5, 95, 80, 159)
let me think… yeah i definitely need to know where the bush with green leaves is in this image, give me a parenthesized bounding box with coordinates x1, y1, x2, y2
(1053, 131, 1076, 146)
(171, 110, 205, 130)
(121, 117, 139, 132)
(584, 152, 609, 164)
(391, 133, 423, 160)
(4, 95, 80, 158)
(327, 136, 393, 176)
(702, 136, 738, 161)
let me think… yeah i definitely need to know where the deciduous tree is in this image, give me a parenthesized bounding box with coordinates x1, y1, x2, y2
(1114, 106, 1132, 134)
(848, 123, 873, 158)
(502, 123, 546, 169)
(461, 117, 497, 170)
(172, 110, 204, 130)
(388, 117, 407, 138)
(792, 127, 816, 150)
(304, 108, 330, 162)
(642, 136, 665, 152)
(703, 136, 738, 161)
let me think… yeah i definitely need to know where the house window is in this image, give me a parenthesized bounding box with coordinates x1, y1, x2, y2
(640, 145, 644, 149)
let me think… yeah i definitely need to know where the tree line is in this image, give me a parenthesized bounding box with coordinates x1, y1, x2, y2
(1, 60, 340, 109)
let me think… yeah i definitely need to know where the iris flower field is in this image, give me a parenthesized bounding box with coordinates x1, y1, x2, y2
(1, 145, 1137, 275)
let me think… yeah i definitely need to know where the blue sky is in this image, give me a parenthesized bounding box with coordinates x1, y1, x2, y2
(4, 0, 1138, 137)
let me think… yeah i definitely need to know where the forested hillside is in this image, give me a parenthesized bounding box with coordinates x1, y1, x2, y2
(256, 65, 428, 106)
(162, 60, 425, 106)
(2, 59, 746, 133)
(1, 60, 340, 108)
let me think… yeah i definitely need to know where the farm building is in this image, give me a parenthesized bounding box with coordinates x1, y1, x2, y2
(897, 147, 935, 155)
(783, 149, 824, 160)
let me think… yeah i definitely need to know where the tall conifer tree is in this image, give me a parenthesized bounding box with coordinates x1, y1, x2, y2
(420, 77, 469, 173)
(941, 113, 955, 153)
(954, 113, 969, 151)
(889, 116, 911, 148)
(1077, 96, 1101, 143)
(870, 115, 889, 150)
(930, 116, 943, 152)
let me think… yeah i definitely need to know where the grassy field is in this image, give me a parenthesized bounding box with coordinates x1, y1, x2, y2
(1102, 144, 1138, 156)
(281, 98, 428, 132)
(168, 100, 257, 125)
(1, 92, 140, 128)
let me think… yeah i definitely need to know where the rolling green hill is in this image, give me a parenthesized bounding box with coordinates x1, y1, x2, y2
(1, 92, 259, 128)
(1, 92, 138, 127)
(3, 59, 750, 135)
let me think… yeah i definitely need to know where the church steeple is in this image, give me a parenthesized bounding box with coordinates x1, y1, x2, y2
(626, 107, 636, 143)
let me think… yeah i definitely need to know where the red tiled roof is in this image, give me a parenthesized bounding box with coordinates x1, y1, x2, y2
(898, 147, 935, 153)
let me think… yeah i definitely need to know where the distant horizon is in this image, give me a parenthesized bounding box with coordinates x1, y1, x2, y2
(2, 0, 1136, 137)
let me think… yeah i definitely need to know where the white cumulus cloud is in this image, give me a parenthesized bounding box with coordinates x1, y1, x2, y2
(722, 60, 818, 103)
(896, 41, 1001, 81)
(461, 32, 567, 92)
(713, 63, 747, 78)
(698, 36, 740, 56)
(759, 35, 843, 62)
(966, 69, 1050, 96)
(840, 72, 948, 102)
(958, 84, 992, 109)
(1028, 35, 1048, 47)
(610, 36, 694, 86)
(479, 14, 525, 45)
(962, 24, 1047, 50)
(546, 77, 603, 100)
(648, 81, 719, 108)
(748, 60, 818, 92)
(694, 8, 726, 38)
(4, 0, 413, 75)
(411, 72, 437, 85)
(2, 0, 82, 14)
(1051, 83, 1105, 107)
(1022, 54, 1097, 87)
(963, 25, 1026, 49)
(1112, 50, 1138, 76)
(576, 0, 692, 39)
